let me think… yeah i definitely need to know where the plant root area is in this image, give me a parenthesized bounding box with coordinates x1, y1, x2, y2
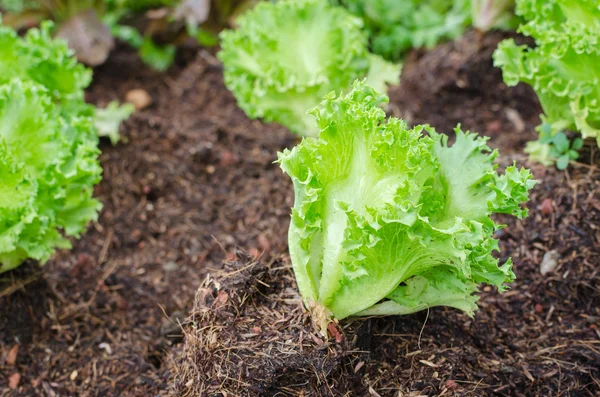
(1, 32, 599, 396)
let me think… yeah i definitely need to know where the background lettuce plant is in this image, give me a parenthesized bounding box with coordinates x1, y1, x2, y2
(279, 82, 534, 330)
(331, 0, 472, 62)
(0, 22, 102, 273)
(218, 0, 400, 137)
(494, 0, 600, 166)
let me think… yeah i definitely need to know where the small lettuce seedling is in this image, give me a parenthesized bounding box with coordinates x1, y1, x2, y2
(0, 22, 104, 273)
(526, 124, 583, 170)
(279, 81, 534, 330)
(218, 0, 400, 137)
(494, 0, 600, 162)
(95, 101, 135, 145)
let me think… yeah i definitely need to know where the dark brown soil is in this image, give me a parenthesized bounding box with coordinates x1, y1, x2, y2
(170, 253, 357, 396)
(1, 31, 599, 397)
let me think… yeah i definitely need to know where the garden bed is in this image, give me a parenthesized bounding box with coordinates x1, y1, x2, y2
(171, 162, 600, 396)
(1, 31, 599, 396)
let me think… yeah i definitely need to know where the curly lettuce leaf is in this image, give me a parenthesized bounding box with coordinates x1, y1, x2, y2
(362, 269, 480, 316)
(278, 81, 534, 324)
(0, 21, 92, 103)
(366, 54, 401, 97)
(0, 21, 102, 273)
(0, 81, 102, 273)
(218, 0, 399, 136)
(95, 101, 135, 145)
(493, 0, 600, 147)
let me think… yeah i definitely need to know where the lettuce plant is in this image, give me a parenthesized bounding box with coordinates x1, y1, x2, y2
(494, 0, 600, 165)
(527, 124, 583, 170)
(0, 21, 92, 103)
(218, 0, 400, 137)
(95, 101, 135, 144)
(0, 22, 102, 273)
(278, 81, 534, 329)
(332, 0, 471, 62)
(0, 20, 131, 143)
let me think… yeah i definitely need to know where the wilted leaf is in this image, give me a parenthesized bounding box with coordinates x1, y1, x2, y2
(173, 0, 210, 28)
(56, 9, 114, 66)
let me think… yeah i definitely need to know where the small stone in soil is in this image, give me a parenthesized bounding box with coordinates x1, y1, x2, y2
(540, 250, 560, 275)
(445, 379, 458, 390)
(163, 262, 178, 272)
(126, 89, 152, 110)
(505, 108, 525, 132)
(540, 198, 553, 215)
(258, 235, 271, 253)
(219, 150, 237, 167)
(8, 373, 20, 389)
(486, 120, 501, 133)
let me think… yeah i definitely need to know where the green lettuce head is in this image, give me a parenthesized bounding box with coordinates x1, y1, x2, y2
(494, 0, 600, 154)
(218, 0, 399, 137)
(279, 81, 535, 330)
(0, 22, 102, 273)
